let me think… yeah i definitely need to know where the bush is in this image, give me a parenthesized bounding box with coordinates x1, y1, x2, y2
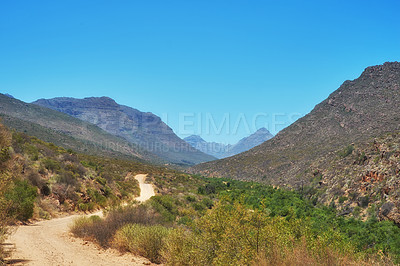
(70, 215, 102, 238)
(5, 180, 37, 221)
(338, 145, 354, 158)
(201, 197, 214, 209)
(338, 196, 348, 204)
(26, 171, 44, 188)
(114, 224, 171, 263)
(185, 195, 196, 202)
(359, 196, 369, 208)
(0, 148, 10, 163)
(162, 228, 201, 265)
(161, 201, 366, 265)
(78, 202, 95, 212)
(58, 171, 78, 186)
(150, 195, 178, 222)
(42, 158, 60, 172)
(71, 205, 162, 247)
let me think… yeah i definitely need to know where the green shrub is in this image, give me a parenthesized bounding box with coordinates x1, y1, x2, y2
(5, 180, 37, 221)
(353, 206, 361, 218)
(162, 201, 365, 265)
(338, 196, 348, 204)
(114, 224, 171, 263)
(0, 148, 10, 163)
(70, 215, 102, 238)
(201, 197, 214, 209)
(338, 145, 354, 158)
(150, 195, 178, 222)
(192, 202, 205, 212)
(78, 202, 95, 212)
(42, 158, 60, 172)
(185, 195, 196, 202)
(25, 144, 39, 161)
(359, 196, 369, 208)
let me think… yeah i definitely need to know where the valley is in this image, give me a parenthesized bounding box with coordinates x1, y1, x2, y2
(2, 1, 399, 264)
(1, 63, 400, 265)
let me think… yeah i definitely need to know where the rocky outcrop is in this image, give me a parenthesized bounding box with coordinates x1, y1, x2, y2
(307, 132, 400, 224)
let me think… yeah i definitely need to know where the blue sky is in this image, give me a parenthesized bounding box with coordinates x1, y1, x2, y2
(1, 0, 399, 144)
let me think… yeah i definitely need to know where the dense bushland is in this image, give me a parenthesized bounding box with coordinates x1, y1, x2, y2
(71, 173, 400, 264)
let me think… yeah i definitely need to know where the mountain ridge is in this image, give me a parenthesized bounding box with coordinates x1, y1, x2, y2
(0, 93, 162, 163)
(33, 96, 216, 166)
(192, 62, 400, 187)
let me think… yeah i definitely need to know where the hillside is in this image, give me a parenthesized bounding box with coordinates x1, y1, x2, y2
(33, 97, 216, 166)
(309, 132, 400, 224)
(0, 94, 161, 163)
(192, 62, 400, 187)
(0, 120, 153, 220)
(184, 127, 273, 159)
(2, 121, 400, 264)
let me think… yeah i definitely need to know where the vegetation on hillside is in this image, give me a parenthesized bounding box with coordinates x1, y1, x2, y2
(0, 121, 171, 261)
(306, 131, 400, 225)
(72, 173, 400, 265)
(0, 94, 163, 164)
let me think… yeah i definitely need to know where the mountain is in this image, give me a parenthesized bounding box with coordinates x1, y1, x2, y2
(184, 127, 273, 159)
(224, 128, 273, 157)
(192, 62, 400, 188)
(0, 93, 160, 163)
(184, 135, 231, 159)
(33, 97, 216, 166)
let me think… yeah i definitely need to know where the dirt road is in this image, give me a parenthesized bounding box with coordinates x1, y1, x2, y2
(6, 174, 156, 265)
(134, 174, 155, 202)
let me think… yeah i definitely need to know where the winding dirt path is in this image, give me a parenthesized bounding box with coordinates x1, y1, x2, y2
(5, 174, 156, 265)
(134, 174, 155, 202)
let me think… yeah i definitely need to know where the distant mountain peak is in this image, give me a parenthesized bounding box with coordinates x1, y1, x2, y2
(184, 129, 273, 159)
(254, 127, 272, 134)
(184, 135, 206, 142)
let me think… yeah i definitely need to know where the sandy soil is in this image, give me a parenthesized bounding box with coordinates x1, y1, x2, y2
(5, 174, 156, 266)
(134, 174, 155, 202)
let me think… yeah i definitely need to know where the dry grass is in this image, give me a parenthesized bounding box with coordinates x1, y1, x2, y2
(113, 224, 171, 264)
(70, 205, 162, 247)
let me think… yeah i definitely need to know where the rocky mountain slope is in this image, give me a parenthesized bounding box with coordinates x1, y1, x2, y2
(308, 132, 400, 224)
(192, 62, 400, 188)
(0, 94, 159, 162)
(184, 127, 273, 159)
(33, 97, 215, 166)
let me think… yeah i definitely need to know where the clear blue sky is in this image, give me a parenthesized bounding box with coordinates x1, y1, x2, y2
(1, 0, 399, 144)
